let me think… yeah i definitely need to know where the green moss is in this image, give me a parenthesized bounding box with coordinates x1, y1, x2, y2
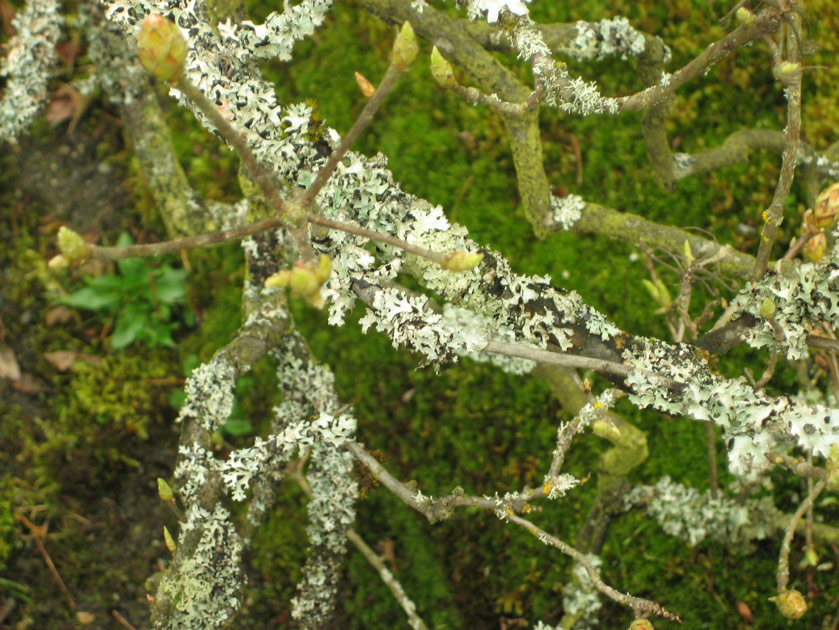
(61, 353, 173, 441)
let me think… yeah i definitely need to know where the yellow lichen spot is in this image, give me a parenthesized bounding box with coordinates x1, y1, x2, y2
(542, 482, 553, 495)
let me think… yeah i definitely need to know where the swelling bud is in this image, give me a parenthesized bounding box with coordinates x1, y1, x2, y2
(137, 14, 187, 83)
(57, 226, 89, 264)
(430, 47, 456, 88)
(804, 232, 826, 263)
(265, 255, 332, 308)
(735, 7, 755, 25)
(393, 21, 418, 70)
(441, 251, 483, 271)
(813, 181, 839, 229)
(770, 589, 807, 619)
(354, 72, 376, 97)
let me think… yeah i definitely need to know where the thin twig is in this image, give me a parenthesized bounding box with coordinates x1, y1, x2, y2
(347, 439, 675, 620)
(505, 513, 681, 622)
(483, 340, 681, 388)
(777, 480, 825, 593)
(765, 451, 828, 482)
(448, 84, 539, 115)
(14, 514, 76, 610)
(297, 63, 404, 209)
(306, 214, 445, 264)
(290, 465, 430, 630)
(621, 7, 781, 112)
(112, 610, 139, 630)
(753, 33, 802, 279)
(345, 441, 545, 523)
(175, 77, 290, 224)
(88, 215, 283, 260)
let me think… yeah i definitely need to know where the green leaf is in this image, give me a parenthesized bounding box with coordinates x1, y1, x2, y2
(62, 286, 121, 311)
(221, 417, 253, 437)
(154, 267, 188, 303)
(183, 354, 200, 377)
(111, 310, 148, 349)
(116, 233, 146, 278)
(86, 274, 123, 290)
(147, 323, 176, 347)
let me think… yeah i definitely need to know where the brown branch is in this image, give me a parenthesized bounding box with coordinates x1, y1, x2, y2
(766, 451, 828, 482)
(505, 513, 681, 622)
(176, 76, 291, 224)
(753, 36, 802, 280)
(306, 214, 445, 264)
(777, 480, 825, 593)
(620, 8, 782, 112)
(297, 62, 404, 209)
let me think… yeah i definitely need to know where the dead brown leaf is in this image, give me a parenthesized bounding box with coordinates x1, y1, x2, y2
(75, 611, 96, 625)
(12, 373, 50, 393)
(46, 83, 89, 134)
(43, 350, 102, 371)
(0, 346, 21, 380)
(55, 40, 81, 68)
(45, 305, 74, 326)
(737, 600, 753, 622)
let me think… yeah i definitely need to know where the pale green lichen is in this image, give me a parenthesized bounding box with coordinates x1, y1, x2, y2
(571, 17, 647, 61)
(625, 477, 782, 547)
(156, 505, 244, 630)
(733, 262, 839, 360)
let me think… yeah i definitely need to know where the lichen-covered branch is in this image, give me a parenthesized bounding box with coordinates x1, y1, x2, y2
(358, 0, 553, 236)
(753, 35, 803, 280)
(0, 0, 62, 144)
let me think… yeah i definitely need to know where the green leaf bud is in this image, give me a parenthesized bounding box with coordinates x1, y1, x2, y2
(778, 61, 801, 76)
(813, 181, 839, 229)
(759, 297, 776, 320)
(642, 279, 660, 302)
(265, 269, 291, 289)
(289, 264, 320, 298)
(430, 46, 456, 88)
(354, 71, 375, 97)
(163, 526, 176, 553)
(592, 418, 620, 439)
(804, 232, 826, 263)
(805, 545, 819, 567)
(770, 589, 807, 619)
(682, 239, 694, 265)
(315, 254, 332, 283)
(393, 21, 419, 70)
(48, 254, 69, 270)
(57, 226, 89, 264)
(137, 14, 188, 83)
(735, 7, 755, 25)
(157, 478, 175, 503)
(441, 251, 484, 271)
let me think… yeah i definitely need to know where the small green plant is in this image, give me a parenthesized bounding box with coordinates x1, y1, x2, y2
(61, 233, 193, 350)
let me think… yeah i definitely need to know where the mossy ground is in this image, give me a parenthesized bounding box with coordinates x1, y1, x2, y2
(2, 1, 839, 629)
